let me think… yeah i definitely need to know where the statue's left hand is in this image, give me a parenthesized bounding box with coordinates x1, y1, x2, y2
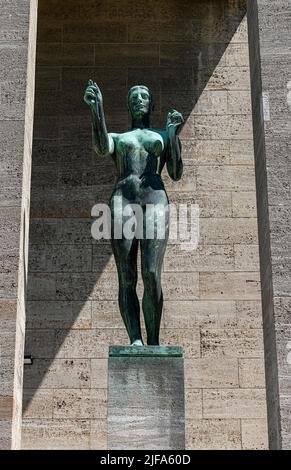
(166, 109, 184, 133)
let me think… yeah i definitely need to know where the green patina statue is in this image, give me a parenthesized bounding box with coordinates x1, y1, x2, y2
(84, 80, 183, 346)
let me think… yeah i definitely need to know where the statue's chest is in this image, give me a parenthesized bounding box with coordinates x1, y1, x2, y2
(116, 131, 164, 158)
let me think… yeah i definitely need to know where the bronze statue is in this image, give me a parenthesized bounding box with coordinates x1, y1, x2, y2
(84, 80, 183, 346)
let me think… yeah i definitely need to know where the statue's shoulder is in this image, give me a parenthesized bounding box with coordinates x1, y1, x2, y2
(150, 129, 168, 145)
(109, 132, 120, 140)
(109, 132, 126, 147)
(109, 131, 134, 141)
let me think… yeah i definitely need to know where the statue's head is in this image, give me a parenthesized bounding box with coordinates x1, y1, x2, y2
(127, 85, 154, 120)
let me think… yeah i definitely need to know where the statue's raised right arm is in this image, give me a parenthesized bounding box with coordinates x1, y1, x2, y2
(84, 80, 114, 157)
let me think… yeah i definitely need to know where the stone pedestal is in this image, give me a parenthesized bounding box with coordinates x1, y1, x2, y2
(107, 346, 185, 450)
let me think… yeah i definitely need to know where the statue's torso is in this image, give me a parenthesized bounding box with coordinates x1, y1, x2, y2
(110, 128, 168, 201)
(112, 128, 167, 177)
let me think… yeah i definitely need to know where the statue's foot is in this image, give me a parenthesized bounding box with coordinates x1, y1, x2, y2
(131, 339, 144, 346)
(147, 339, 160, 346)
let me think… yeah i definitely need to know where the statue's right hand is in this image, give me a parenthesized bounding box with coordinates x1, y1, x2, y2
(84, 79, 103, 109)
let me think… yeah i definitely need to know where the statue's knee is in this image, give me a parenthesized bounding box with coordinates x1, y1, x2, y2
(119, 274, 137, 290)
(142, 269, 158, 291)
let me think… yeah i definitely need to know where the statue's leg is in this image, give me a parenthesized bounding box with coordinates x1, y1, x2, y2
(140, 194, 169, 345)
(110, 194, 142, 344)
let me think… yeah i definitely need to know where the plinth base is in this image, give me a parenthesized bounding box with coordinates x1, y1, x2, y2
(107, 345, 185, 450)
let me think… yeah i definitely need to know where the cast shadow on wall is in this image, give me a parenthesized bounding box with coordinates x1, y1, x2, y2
(23, 0, 247, 411)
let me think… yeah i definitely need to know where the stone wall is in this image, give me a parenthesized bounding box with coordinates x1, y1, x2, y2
(0, 0, 37, 449)
(248, 0, 291, 449)
(21, 0, 268, 449)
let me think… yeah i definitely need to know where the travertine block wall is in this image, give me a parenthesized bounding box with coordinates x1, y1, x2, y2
(247, 0, 291, 449)
(22, 0, 268, 449)
(0, 0, 38, 449)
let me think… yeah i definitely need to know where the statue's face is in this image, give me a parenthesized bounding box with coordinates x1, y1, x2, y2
(128, 87, 151, 118)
